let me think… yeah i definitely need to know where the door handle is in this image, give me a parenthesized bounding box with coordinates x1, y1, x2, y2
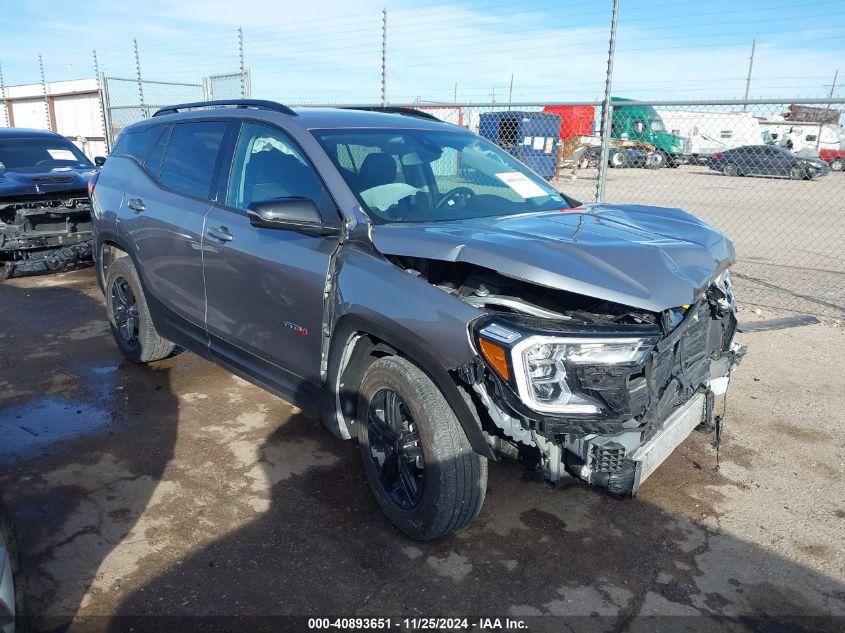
(127, 198, 146, 213)
(206, 226, 234, 242)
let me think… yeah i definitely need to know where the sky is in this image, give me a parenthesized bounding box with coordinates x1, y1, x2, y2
(1, 0, 843, 104)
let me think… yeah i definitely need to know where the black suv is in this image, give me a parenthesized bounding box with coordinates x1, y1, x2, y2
(92, 100, 742, 539)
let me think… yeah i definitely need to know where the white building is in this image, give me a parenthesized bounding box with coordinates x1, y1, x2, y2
(1, 78, 107, 159)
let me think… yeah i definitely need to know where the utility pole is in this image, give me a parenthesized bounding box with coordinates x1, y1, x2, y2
(817, 69, 838, 150)
(38, 54, 52, 131)
(0, 62, 8, 128)
(595, 0, 619, 203)
(133, 39, 145, 119)
(490, 86, 496, 104)
(238, 26, 246, 98)
(93, 50, 111, 151)
(381, 8, 387, 107)
(742, 38, 755, 112)
(507, 73, 514, 110)
(453, 82, 457, 103)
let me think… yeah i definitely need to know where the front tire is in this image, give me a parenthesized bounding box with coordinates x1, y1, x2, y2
(789, 165, 806, 180)
(105, 257, 174, 363)
(722, 162, 739, 177)
(357, 356, 487, 540)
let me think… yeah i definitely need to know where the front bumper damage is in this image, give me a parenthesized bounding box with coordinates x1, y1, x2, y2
(0, 196, 93, 278)
(463, 279, 746, 497)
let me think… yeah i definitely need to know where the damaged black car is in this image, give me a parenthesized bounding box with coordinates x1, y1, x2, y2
(0, 128, 97, 279)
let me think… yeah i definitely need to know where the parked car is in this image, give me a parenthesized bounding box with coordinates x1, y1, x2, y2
(818, 149, 845, 172)
(0, 501, 23, 633)
(0, 128, 99, 279)
(708, 144, 830, 179)
(92, 100, 744, 540)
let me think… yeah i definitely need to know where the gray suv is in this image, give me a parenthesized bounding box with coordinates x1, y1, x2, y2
(91, 100, 744, 540)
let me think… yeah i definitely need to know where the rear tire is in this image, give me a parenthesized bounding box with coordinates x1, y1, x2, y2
(357, 356, 487, 540)
(609, 150, 626, 168)
(722, 162, 739, 177)
(645, 151, 665, 169)
(1, 508, 26, 633)
(105, 257, 174, 363)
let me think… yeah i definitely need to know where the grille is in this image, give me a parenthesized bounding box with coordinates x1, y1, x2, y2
(591, 441, 627, 473)
(32, 176, 75, 184)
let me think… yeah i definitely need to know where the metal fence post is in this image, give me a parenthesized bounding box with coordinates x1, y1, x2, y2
(0, 62, 8, 128)
(92, 50, 111, 152)
(381, 8, 387, 107)
(238, 26, 246, 99)
(133, 39, 146, 119)
(596, 0, 619, 203)
(38, 54, 52, 131)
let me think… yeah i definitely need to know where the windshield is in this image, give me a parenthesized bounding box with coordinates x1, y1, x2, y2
(314, 128, 569, 223)
(0, 137, 92, 170)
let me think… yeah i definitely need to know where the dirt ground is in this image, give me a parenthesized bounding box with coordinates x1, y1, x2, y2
(0, 267, 843, 632)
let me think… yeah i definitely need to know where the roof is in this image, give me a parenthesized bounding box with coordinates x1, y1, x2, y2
(0, 127, 67, 139)
(130, 103, 459, 133)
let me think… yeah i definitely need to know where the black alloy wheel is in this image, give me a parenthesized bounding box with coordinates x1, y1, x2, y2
(110, 276, 140, 349)
(365, 388, 426, 509)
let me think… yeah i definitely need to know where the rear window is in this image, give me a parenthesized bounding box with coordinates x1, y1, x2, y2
(158, 122, 227, 199)
(112, 125, 165, 162)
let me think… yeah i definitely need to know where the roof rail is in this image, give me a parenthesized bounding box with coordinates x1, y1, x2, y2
(342, 106, 443, 122)
(152, 99, 297, 118)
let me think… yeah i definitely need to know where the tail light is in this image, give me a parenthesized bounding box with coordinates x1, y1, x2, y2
(88, 171, 100, 198)
(713, 153, 723, 159)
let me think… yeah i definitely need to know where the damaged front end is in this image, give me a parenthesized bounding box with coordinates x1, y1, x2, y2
(463, 272, 744, 496)
(388, 253, 745, 497)
(0, 194, 93, 279)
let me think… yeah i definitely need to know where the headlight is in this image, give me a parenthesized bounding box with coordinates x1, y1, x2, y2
(510, 336, 656, 414)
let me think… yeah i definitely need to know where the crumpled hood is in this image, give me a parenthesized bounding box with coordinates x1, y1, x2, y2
(0, 166, 94, 203)
(370, 204, 735, 312)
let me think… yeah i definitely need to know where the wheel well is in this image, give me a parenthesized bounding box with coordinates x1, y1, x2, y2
(326, 326, 495, 460)
(100, 242, 128, 284)
(333, 332, 397, 439)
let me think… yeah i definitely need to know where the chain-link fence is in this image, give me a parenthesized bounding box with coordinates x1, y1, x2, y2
(101, 72, 250, 147)
(325, 98, 843, 319)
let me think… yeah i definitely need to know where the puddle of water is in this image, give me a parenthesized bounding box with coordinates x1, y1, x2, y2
(0, 397, 112, 461)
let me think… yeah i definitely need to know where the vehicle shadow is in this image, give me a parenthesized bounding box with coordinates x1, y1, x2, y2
(103, 410, 845, 632)
(0, 270, 181, 632)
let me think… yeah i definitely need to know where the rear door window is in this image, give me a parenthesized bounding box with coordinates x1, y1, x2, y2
(158, 121, 227, 199)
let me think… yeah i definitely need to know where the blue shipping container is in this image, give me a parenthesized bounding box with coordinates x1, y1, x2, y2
(478, 111, 561, 180)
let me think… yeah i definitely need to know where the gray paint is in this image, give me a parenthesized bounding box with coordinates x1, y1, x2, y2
(370, 203, 735, 313)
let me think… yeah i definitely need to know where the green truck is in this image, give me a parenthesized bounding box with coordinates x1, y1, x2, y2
(611, 97, 685, 167)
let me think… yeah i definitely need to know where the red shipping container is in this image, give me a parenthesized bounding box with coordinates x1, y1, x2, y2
(543, 105, 595, 139)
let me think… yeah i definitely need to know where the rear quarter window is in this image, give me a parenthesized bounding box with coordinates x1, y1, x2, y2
(158, 122, 227, 199)
(111, 125, 165, 162)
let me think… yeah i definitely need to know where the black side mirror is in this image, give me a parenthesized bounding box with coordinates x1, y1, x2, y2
(94, 156, 107, 167)
(247, 197, 338, 237)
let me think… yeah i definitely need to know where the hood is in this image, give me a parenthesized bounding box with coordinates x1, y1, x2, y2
(0, 166, 95, 203)
(799, 156, 829, 169)
(370, 204, 735, 313)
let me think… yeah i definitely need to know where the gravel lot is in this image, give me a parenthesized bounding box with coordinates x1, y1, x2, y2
(0, 268, 843, 632)
(553, 166, 845, 319)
